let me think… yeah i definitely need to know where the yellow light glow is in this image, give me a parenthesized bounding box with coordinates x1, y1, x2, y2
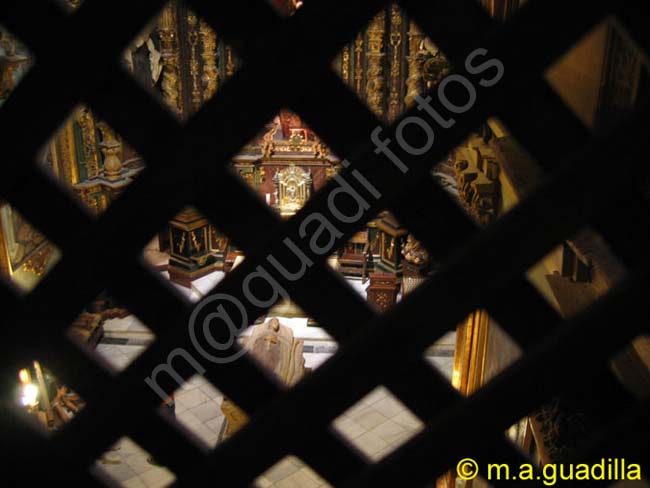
(20, 383, 38, 407)
(451, 369, 461, 389)
(18, 369, 30, 384)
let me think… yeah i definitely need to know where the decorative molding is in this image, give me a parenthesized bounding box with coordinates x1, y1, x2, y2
(365, 9, 386, 118)
(405, 21, 424, 108)
(75, 106, 100, 179)
(225, 45, 236, 77)
(454, 139, 501, 226)
(52, 121, 79, 185)
(187, 12, 202, 111)
(387, 4, 403, 122)
(199, 20, 219, 101)
(157, 2, 183, 115)
(97, 121, 124, 181)
(21, 243, 55, 278)
(341, 45, 350, 85)
(354, 32, 364, 95)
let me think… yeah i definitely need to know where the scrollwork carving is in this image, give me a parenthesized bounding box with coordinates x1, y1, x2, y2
(354, 32, 364, 95)
(157, 3, 183, 115)
(341, 45, 350, 84)
(365, 10, 386, 118)
(405, 21, 424, 108)
(387, 4, 403, 122)
(187, 13, 202, 111)
(199, 20, 219, 101)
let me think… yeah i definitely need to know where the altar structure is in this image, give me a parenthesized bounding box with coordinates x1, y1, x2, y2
(167, 207, 219, 287)
(273, 165, 313, 217)
(233, 110, 341, 216)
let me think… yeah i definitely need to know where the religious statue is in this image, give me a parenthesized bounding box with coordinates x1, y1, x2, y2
(402, 233, 430, 266)
(261, 121, 279, 158)
(248, 318, 306, 385)
(420, 37, 451, 90)
(220, 318, 306, 439)
(124, 34, 163, 88)
(314, 136, 330, 159)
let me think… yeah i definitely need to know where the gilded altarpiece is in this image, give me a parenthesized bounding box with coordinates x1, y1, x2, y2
(233, 120, 340, 216)
(335, 5, 410, 122)
(150, 2, 233, 118)
(45, 105, 146, 216)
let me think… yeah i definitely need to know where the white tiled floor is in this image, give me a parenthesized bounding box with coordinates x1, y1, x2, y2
(90, 359, 447, 487)
(92, 270, 456, 487)
(95, 343, 148, 372)
(172, 375, 224, 449)
(94, 437, 176, 488)
(255, 456, 331, 488)
(333, 386, 425, 461)
(103, 315, 153, 338)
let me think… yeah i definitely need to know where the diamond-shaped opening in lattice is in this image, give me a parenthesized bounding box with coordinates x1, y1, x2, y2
(332, 386, 424, 462)
(332, 3, 451, 124)
(0, 26, 33, 106)
(122, 1, 239, 122)
(12, 360, 85, 436)
(142, 206, 231, 304)
(162, 374, 227, 449)
(0, 203, 61, 294)
(37, 104, 146, 217)
(427, 310, 521, 396)
(331, 211, 431, 313)
(545, 17, 650, 132)
(66, 293, 155, 373)
(264, 0, 305, 18)
(246, 313, 338, 380)
(526, 228, 627, 320)
(529, 234, 649, 401)
(254, 455, 331, 487)
(503, 416, 541, 466)
(611, 333, 650, 401)
(92, 436, 176, 487)
(434, 117, 542, 228)
(526, 231, 644, 400)
(423, 330, 456, 385)
(232, 109, 340, 216)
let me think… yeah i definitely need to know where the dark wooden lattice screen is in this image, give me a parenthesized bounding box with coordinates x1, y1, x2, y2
(1, 0, 649, 486)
